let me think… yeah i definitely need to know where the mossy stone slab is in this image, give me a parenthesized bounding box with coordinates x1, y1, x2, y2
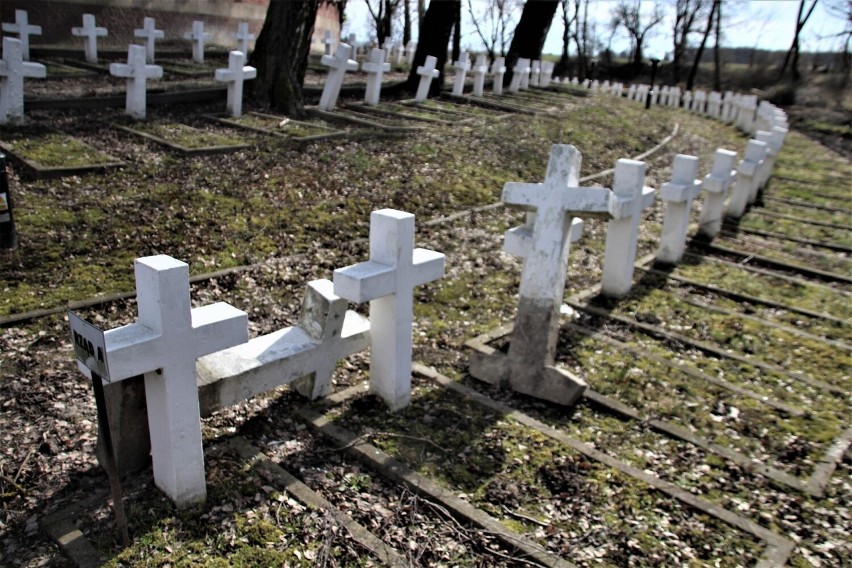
(0, 133, 124, 179)
(116, 122, 251, 155)
(206, 112, 349, 143)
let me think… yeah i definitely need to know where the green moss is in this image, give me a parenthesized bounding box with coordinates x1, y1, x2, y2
(131, 122, 247, 148)
(6, 134, 117, 167)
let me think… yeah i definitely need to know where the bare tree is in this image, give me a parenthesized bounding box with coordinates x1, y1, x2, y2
(405, 0, 460, 96)
(686, 0, 719, 90)
(823, 0, 851, 80)
(467, 0, 521, 61)
(554, 0, 578, 76)
(403, 0, 412, 44)
(712, 0, 722, 90)
(671, 0, 707, 84)
(778, 0, 819, 81)
(573, 0, 593, 79)
(504, 0, 560, 83)
(610, 0, 664, 74)
(365, 0, 404, 45)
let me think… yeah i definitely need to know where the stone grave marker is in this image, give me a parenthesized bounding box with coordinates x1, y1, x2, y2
(668, 87, 680, 107)
(215, 50, 256, 118)
(74, 255, 248, 506)
(324, 30, 334, 56)
(601, 159, 655, 298)
(530, 60, 541, 87)
(694, 90, 707, 113)
(721, 91, 735, 122)
(395, 42, 406, 65)
(184, 21, 212, 64)
(2, 10, 41, 61)
(348, 33, 358, 56)
(735, 95, 758, 133)
(318, 43, 358, 111)
(382, 39, 393, 62)
(657, 154, 702, 264)
(110, 44, 163, 120)
(658, 85, 668, 105)
(333, 209, 445, 410)
(726, 139, 766, 218)
(134, 17, 164, 64)
(470, 144, 624, 405)
(508, 57, 528, 93)
(71, 14, 108, 64)
(540, 61, 554, 87)
(707, 91, 722, 118)
(518, 58, 532, 90)
(406, 41, 417, 65)
(451, 51, 471, 96)
(683, 90, 693, 110)
(362, 47, 390, 106)
(698, 148, 737, 238)
(0, 37, 46, 125)
(415, 55, 439, 102)
(753, 130, 776, 199)
(491, 56, 506, 95)
(628, 84, 637, 100)
(234, 22, 255, 55)
(471, 54, 488, 97)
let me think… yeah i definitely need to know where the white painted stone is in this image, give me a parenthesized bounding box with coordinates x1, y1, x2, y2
(74, 255, 248, 506)
(0, 37, 45, 126)
(406, 41, 417, 65)
(727, 139, 766, 218)
(628, 84, 637, 100)
(348, 33, 358, 57)
(721, 90, 735, 122)
(383, 39, 393, 62)
(519, 58, 532, 90)
(601, 160, 655, 298)
(451, 51, 471, 96)
(668, 87, 681, 107)
(2, 10, 41, 61)
(395, 42, 406, 65)
(491, 57, 506, 95)
(133, 17, 164, 64)
(683, 90, 693, 111)
(196, 279, 370, 411)
(735, 95, 758, 133)
(471, 54, 488, 97)
(110, 44, 163, 120)
(698, 148, 737, 238)
(540, 61, 554, 87)
(362, 48, 390, 106)
(707, 91, 722, 118)
(753, 130, 776, 196)
(530, 60, 541, 87)
(215, 50, 256, 118)
(657, 85, 668, 105)
(657, 154, 702, 264)
(184, 21, 212, 64)
(508, 57, 529, 93)
(234, 22, 255, 55)
(415, 55, 439, 102)
(333, 209, 445, 410)
(318, 43, 358, 111)
(694, 90, 707, 113)
(71, 14, 107, 64)
(324, 30, 334, 56)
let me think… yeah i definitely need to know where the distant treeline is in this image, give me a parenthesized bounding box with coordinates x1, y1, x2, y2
(683, 46, 846, 69)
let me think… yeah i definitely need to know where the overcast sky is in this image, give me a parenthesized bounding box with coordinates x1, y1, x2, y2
(343, 0, 849, 57)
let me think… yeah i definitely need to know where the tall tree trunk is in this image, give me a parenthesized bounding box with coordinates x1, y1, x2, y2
(713, 0, 721, 91)
(686, 0, 717, 91)
(554, 0, 572, 77)
(403, 0, 412, 44)
(452, 0, 462, 62)
(779, 0, 818, 82)
(250, 0, 320, 117)
(505, 0, 559, 84)
(417, 0, 426, 31)
(405, 0, 460, 96)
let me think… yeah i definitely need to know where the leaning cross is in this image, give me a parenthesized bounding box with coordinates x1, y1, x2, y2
(184, 21, 212, 64)
(471, 54, 488, 97)
(451, 51, 471, 96)
(491, 57, 506, 95)
(470, 145, 615, 406)
(698, 148, 737, 238)
(601, 159, 655, 298)
(508, 57, 528, 93)
(415, 55, 439, 102)
(2, 10, 41, 61)
(110, 44, 163, 120)
(77, 255, 247, 506)
(196, 279, 370, 413)
(133, 17, 164, 64)
(71, 14, 108, 64)
(0, 37, 46, 125)
(334, 209, 445, 411)
(362, 47, 390, 106)
(318, 43, 358, 111)
(657, 154, 702, 265)
(215, 50, 256, 118)
(234, 22, 255, 55)
(726, 139, 766, 219)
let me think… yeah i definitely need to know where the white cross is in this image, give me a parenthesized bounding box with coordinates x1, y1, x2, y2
(471, 54, 488, 97)
(80, 255, 247, 506)
(530, 60, 541, 87)
(362, 47, 390, 106)
(707, 91, 722, 118)
(540, 61, 554, 87)
(184, 21, 212, 64)
(196, 279, 370, 413)
(395, 42, 406, 65)
(508, 57, 527, 93)
(348, 33, 358, 57)
(133, 17, 164, 64)
(406, 40, 417, 65)
(334, 209, 445, 410)
(234, 22, 255, 55)
(451, 51, 471, 96)
(318, 43, 358, 111)
(668, 87, 680, 107)
(727, 139, 766, 218)
(491, 57, 506, 95)
(753, 130, 776, 197)
(382, 39, 393, 62)
(1, 10, 41, 61)
(657, 154, 702, 264)
(0, 37, 45, 126)
(698, 148, 737, 238)
(601, 159, 655, 298)
(324, 30, 335, 56)
(519, 58, 532, 89)
(736, 95, 758, 133)
(721, 91, 734, 121)
(109, 44, 163, 120)
(694, 90, 707, 113)
(215, 50, 256, 118)
(71, 14, 107, 64)
(683, 90, 693, 110)
(415, 55, 439, 102)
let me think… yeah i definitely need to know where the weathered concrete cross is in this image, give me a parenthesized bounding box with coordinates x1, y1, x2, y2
(657, 154, 702, 264)
(0, 37, 45, 125)
(405, 41, 417, 64)
(2, 10, 41, 61)
(71, 14, 107, 64)
(726, 139, 767, 218)
(324, 30, 335, 56)
(362, 47, 390, 106)
(109, 44, 163, 120)
(698, 148, 737, 238)
(334, 209, 445, 410)
(491, 57, 506, 95)
(451, 51, 471, 96)
(215, 50, 256, 118)
(530, 60, 541, 87)
(234, 22, 255, 55)
(79, 255, 247, 506)
(184, 20, 212, 64)
(415, 55, 439, 102)
(318, 43, 358, 111)
(134, 17, 164, 64)
(471, 54, 488, 97)
(540, 61, 554, 87)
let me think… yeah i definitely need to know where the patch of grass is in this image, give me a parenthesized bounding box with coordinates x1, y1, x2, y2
(4, 133, 117, 167)
(129, 122, 247, 148)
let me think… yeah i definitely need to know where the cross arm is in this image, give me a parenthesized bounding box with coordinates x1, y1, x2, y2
(334, 261, 396, 303)
(660, 180, 701, 202)
(189, 302, 248, 359)
(145, 65, 164, 79)
(412, 248, 445, 286)
(502, 183, 612, 216)
(23, 62, 46, 79)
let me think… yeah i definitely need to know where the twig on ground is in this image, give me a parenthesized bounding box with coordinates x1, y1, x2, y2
(501, 505, 550, 527)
